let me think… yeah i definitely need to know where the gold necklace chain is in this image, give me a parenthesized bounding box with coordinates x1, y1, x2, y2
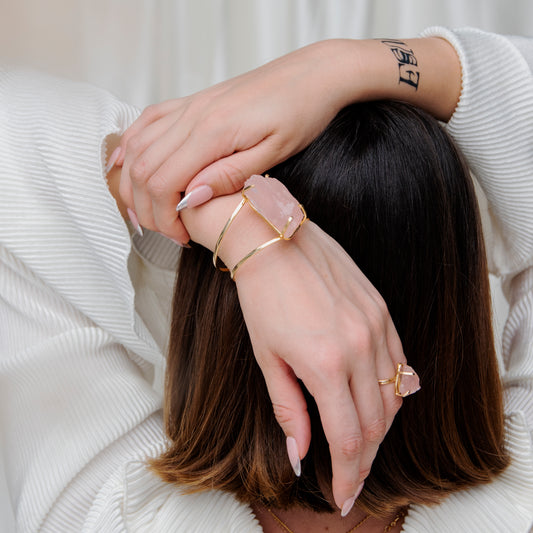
(266, 507, 406, 533)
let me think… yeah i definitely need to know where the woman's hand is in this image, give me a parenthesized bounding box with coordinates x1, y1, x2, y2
(117, 39, 362, 244)
(234, 221, 406, 514)
(117, 36, 459, 245)
(116, 33, 457, 510)
(180, 194, 407, 515)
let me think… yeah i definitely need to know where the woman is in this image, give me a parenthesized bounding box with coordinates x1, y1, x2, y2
(115, 28, 533, 514)
(150, 100, 509, 532)
(0, 68, 403, 531)
(0, 26, 532, 532)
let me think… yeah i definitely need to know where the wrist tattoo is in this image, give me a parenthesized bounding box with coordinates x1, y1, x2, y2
(381, 39, 420, 90)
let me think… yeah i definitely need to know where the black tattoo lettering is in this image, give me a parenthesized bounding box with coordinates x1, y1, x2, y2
(381, 39, 420, 90)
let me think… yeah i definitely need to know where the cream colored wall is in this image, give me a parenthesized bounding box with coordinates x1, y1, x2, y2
(2, 0, 532, 107)
(0, 2, 529, 531)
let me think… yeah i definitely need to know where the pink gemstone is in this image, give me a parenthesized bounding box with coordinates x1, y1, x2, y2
(398, 364, 421, 397)
(244, 175, 305, 238)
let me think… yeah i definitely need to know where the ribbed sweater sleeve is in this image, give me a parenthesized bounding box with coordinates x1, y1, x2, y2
(0, 68, 163, 531)
(0, 68, 262, 533)
(401, 27, 533, 533)
(420, 26, 533, 431)
(421, 27, 533, 278)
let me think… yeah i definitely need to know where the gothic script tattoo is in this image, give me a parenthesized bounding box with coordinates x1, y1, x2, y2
(381, 39, 420, 89)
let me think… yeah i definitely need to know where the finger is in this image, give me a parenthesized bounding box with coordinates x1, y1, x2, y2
(354, 339, 399, 481)
(383, 316, 407, 430)
(120, 115, 177, 210)
(122, 114, 182, 230)
(147, 135, 281, 240)
(258, 357, 311, 475)
(312, 380, 362, 513)
(118, 99, 185, 165)
(185, 134, 288, 198)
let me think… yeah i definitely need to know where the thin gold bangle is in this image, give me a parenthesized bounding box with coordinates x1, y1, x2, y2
(229, 236, 282, 280)
(212, 196, 247, 272)
(212, 177, 308, 280)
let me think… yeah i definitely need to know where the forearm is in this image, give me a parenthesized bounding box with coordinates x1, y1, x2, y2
(325, 36, 461, 122)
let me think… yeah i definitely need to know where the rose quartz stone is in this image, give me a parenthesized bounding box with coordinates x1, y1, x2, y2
(244, 175, 305, 238)
(398, 364, 421, 397)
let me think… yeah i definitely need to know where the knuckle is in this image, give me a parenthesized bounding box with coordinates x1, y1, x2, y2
(126, 134, 145, 156)
(146, 175, 169, 200)
(315, 348, 345, 382)
(129, 159, 149, 184)
(140, 103, 160, 123)
(267, 132, 285, 152)
(351, 326, 374, 356)
(271, 402, 299, 427)
(216, 163, 248, 193)
(362, 417, 386, 444)
(337, 433, 363, 461)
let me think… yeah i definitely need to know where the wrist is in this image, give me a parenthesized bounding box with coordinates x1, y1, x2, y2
(327, 36, 461, 121)
(182, 176, 308, 280)
(181, 191, 283, 271)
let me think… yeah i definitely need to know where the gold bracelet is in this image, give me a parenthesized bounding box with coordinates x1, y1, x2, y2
(212, 175, 307, 280)
(212, 196, 247, 272)
(229, 236, 282, 280)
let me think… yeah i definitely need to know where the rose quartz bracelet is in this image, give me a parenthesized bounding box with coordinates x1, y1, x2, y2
(213, 174, 307, 280)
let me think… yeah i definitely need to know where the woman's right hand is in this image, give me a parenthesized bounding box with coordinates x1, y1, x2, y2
(117, 35, 459, 246)
(117, 39, 362, 244)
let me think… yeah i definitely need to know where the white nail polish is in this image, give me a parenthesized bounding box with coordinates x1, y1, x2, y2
(105, 147, 121, 174)
(127, 208, 144, 237)
(340, 482, 364, 517)
(170, 238, 191, 248)
(286, 437, 301, 477)
(176, 185, 213, 211)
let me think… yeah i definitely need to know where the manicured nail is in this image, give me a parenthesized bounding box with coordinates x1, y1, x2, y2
(127, 208, 144, 237)
(170, 238, 191, 248)
(105, 147, 121, 174)
(176, 185, 213, 211)
(340, 482, 364, 517)
(286, 437, 301, 477)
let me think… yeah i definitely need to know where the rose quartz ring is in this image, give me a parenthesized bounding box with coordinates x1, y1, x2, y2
(378, 363, 421, 397)
(243, 175, 307, 239)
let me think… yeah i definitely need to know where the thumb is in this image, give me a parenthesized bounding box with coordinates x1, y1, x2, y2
(185, 137, 287, 200)
(259, 357, 312, 476)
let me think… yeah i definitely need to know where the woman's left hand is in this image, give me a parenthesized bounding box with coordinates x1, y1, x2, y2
(231, 220, 406, 514)
(177, 185, 408, 514)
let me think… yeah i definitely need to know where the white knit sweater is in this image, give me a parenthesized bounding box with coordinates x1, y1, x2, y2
(0, 27, 532, 533)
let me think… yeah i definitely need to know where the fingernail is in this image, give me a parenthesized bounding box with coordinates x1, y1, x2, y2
(170, 238, 191, 248)
(176, 185, 213, 211)
(286, 437, 301, 477)
(127, 208, 144, 237)
(105, 147, 121, 174)
(340, 482, 364, 517)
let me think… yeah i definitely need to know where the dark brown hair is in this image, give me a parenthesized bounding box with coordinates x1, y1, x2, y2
(151, 101, 509, 517)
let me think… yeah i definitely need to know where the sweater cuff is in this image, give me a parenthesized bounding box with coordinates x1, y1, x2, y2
(420, 27, 533, 278)
(42, 412, 166, 533)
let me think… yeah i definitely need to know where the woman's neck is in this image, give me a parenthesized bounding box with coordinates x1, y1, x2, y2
(252, 502, 405, 533)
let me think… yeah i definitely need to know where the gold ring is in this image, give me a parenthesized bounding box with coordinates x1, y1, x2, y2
(378, 362, 421, 397)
